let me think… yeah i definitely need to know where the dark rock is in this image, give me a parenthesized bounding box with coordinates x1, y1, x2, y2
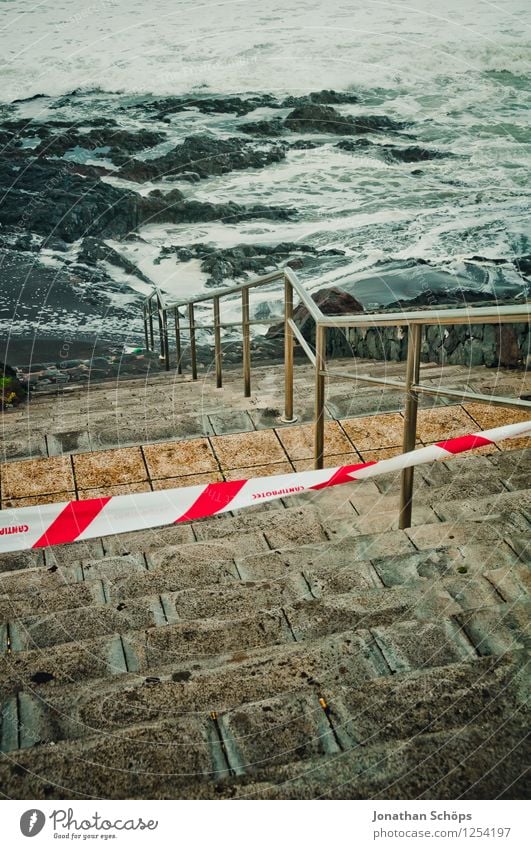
(336, 139, 374, 151)
(466, 255, 508, 266)
(150, 94, 278, 119)
(172, 670, 192, 682)
(285, 105, 355, 134)
(289, 140, 323, 150)
(496, 325, 524, 368)
(33, 127, 165, 162)
(165, 242, 342, 287)
(353, 115, 408, 134)
(286, 257, 304, 270)
(380, 145, 446, 163)
(240, 118, 285, 136)
(281, 90, 359, 108)
(12, 93, 48, 104)
(267, 286, 363, 352)
(311, 287, 364, 315)
(385, 288, 498, 310)
(150, 198, 294, 226)
(337, 139, 445, 162)
(285, 105, 406, 135)
(31, 671, 55, 684)
(0, 154, 293, 242)
(514, 255, 531, 278)
(118, 134, 286, 182)
(78, 237, 153, 283)
(0, 155, 143, 241)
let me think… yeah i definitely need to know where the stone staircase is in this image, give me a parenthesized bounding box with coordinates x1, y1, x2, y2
(0, 445, 529, 799)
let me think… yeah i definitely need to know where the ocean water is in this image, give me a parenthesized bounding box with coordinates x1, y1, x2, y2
(0, 0, 530, 341)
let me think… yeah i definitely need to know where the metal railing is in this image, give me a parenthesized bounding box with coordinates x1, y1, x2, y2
(143, 269, 531, 529)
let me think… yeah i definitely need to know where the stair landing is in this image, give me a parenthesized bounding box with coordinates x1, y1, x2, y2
(1, 358, 530, 508)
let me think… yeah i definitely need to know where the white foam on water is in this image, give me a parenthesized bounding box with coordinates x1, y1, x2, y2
(1, 0, 529, 103)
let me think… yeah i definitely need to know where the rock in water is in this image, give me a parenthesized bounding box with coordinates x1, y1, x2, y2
(118, 134, 286, 182)
(284, 105, 406, 135)
(311, 287, 364, 315)
(267, 286, 364, 350)
(0, 154, 293, 242)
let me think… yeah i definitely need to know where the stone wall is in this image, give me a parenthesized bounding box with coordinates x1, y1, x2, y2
(263, 288, 530, 370)
(334, 321, 530, 369)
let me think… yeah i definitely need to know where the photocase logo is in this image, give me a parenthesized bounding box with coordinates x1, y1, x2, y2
(20, 810, 46, 837)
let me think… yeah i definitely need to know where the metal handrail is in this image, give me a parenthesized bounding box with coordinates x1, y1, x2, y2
(142, 268, 530, 528)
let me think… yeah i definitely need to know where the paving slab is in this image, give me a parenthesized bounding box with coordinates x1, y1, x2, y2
(371, 619, 476, 673)
(435, 489, 531, 523)
(484, 565, 530, 603)
(73, 447, 147, 489)
(291, 451, 362, 472)
(102, 524, 195, 556)
(47, 430, 91, 456)
(338, 655, 517, 745)
(88, 427, 148, 451)
(0, 456, 74, 499)
(340, 412, 406, 451)
(1, 490, 75, 510)
(463, 402, 531, 450)
(416, 405, 477, 443)
(143, 437, 219, 479)
(221, 692, 337, 769)
(275, 421, 353, 461)
(0, 435, 48, 461)
(325, 388, 406, 420)
(372, 548, 464, 586)
(211, 430, 288, 469)
(0, 549, 45, 575)
(356, 446, 404, 464)
(208, 410, 255, 435)
(455, 602, 530, 656)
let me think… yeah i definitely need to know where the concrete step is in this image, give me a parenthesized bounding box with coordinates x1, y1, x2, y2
(227, 718, 529, 800)
(4, 576, 312, 651)
(0, 651, 526, 799)
(3, 580, 526, 741)
(435, 488, 531, 524)
(1, 599, 517, 755)
(4, 535, 524, 642)
(0, 628, 382, 751)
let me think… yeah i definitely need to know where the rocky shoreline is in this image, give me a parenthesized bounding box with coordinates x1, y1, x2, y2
(1, 89, 529, 378)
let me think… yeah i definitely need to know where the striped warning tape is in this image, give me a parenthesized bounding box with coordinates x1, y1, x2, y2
(0, 419, 529, 554)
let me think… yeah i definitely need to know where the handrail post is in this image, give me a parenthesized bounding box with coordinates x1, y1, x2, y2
(399, 323, 422, 529)
(188, 303, 197, 380)
(214, 297, 222, 388)
(143, 305, 149, 351)
(157, 299, 165, 363)
(281, 276, 297, 423)
(148, 298, 154, 350)
(242, 288, 251, 397)
(314, 324, 326, 469)
(162, 308, 170, 371)
(174, 307, 182, 375)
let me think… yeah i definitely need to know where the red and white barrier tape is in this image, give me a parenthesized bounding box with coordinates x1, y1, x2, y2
(0, 420, 529, 554)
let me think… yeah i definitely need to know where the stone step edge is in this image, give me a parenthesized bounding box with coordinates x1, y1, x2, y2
(3, 632, 518, 757)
